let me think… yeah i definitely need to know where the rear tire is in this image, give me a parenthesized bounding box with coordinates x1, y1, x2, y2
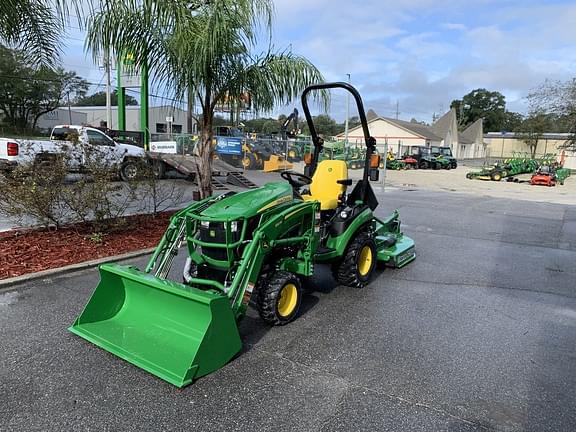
(153, 160, 166, 179)
(257, 271, 302, 326)
(332, 231, 377, 288)
(420, 161, 429, 169)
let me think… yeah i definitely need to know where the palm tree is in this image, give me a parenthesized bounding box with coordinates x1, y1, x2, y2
(0, 0, 63, 66)
(86, 0, 326, 197)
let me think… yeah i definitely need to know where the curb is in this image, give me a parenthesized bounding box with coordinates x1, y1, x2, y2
(0, 247, 155, 292)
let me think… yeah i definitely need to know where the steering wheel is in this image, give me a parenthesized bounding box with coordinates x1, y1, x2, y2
(281, 171, 312, 189)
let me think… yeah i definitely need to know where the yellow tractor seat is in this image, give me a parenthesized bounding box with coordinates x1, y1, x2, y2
(302, 160, 349, 210)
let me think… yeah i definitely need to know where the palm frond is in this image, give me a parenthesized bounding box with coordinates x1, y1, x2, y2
(0, 0, 63, 67)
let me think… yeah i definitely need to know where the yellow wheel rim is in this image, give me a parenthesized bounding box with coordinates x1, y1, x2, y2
(288, 150, 296, 158)
(242, 157, 251, 168)
(358, 245, 373, 276)
(277, 283, 298, 317)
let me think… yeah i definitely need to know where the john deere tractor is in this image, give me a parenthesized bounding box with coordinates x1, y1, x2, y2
(69, 83, 416, 387)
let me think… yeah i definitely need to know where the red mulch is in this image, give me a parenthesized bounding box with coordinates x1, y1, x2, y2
(0, 212, 174, 280)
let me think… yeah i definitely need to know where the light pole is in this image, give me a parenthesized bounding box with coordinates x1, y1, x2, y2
(344, 73, 350, 146)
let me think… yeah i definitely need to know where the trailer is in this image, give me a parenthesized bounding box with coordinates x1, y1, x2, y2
(146, 152, 258, 190)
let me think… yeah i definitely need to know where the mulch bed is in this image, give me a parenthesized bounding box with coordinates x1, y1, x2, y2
(0, 212, 174, 280)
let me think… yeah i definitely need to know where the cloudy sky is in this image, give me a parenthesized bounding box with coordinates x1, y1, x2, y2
(62, 0, 576, 123)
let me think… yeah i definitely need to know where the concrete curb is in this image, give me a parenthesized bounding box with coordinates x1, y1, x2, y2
(0, 247, 155, 292)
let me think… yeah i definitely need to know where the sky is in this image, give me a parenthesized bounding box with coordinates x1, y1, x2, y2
(60, 0, 576, 124)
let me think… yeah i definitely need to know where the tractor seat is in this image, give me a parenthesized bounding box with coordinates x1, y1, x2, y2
(302, 160, 349, 210)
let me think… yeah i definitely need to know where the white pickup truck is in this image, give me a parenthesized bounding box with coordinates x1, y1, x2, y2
(0, 125, 146, 181)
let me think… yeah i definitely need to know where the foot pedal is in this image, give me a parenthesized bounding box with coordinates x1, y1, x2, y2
(316, 246, 335, 255)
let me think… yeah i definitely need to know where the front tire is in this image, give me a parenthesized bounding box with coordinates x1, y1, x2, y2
(257, 271, 303, 326)
(242, 153, 256, 170)
(120, 159, 141, 181)
(332, 231, 377, 288)
(420, 161, 429, 169)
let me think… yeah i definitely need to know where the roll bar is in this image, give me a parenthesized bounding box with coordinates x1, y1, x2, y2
(301, 82, 377, 202)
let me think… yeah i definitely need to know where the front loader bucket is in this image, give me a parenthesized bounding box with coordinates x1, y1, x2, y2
(69, 263, 242, 387)
(263, 155, 293, 172)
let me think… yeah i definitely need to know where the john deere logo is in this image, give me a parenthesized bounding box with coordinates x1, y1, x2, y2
(124, 53, 135, 66)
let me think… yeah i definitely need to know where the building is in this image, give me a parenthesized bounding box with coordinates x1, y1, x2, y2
(337, 108, 486, 159)
(51, 105, 196, 135)
(338, 116, 443, 156)
(458, 119, 485, 159)
(36, 108, 87, 132)
(484, 132, 576, 168)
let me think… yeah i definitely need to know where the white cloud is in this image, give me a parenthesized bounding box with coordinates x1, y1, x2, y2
(269, 0, 576, 121)
(441, 23, 467, 31)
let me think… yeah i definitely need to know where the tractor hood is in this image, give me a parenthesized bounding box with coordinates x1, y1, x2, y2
(200, 182, 293, 220)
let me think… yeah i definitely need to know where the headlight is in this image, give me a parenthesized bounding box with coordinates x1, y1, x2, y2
(201, 221, 209, 228)
(340, 211, 348, 219)
(230, 221, 238, 232)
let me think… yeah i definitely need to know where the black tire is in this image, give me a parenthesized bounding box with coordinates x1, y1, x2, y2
(257, 271, 303, 326)
(120, 159, 141, 181)
(420, 161, 429, 169)
(332, 231, 377, 288)
(153, 160, 166, 179)
(451, 162, 458, 169)
(242, 153, 256, 170)
(491, 172, 502, 182)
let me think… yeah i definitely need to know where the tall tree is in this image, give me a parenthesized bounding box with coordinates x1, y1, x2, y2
(86, 0, 325, 198)
(515, 111, 555, 158)
(0, 45, 88, 130)
(528, 78, 576, 150)
(451, 88, 507, 132)
(75, 90, 138, 106)
(300, 114, 340, 136)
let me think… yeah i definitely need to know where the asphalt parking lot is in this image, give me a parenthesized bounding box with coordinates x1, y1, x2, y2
(1, 184, 576, 431)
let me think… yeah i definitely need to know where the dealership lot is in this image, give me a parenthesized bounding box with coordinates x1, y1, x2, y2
(1, 183, 575, 432)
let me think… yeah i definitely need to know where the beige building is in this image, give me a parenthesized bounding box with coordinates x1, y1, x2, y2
(484, 132, 576, 169)
(36, 108, 87, 132)
(338, 108, 486, 159)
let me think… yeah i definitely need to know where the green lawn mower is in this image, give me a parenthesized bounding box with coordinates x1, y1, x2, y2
(69, 82, 416, 388)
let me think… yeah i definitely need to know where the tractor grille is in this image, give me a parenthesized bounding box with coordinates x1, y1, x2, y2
(199, 221, 242, 261)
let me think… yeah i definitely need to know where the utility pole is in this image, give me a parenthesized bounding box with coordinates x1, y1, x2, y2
(395, 100, 400, 119)
(105, 48, 112, 129)
(344, 73, 351, 145)
(67, 92, 72, 123)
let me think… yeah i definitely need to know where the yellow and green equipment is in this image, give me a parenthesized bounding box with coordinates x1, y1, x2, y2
(69, 82, 416, 387)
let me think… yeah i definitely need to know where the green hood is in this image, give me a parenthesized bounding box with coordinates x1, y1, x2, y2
(200, 182, 293, 220)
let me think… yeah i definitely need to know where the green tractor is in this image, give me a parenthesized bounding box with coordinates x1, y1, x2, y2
(69, 83, 416, 388)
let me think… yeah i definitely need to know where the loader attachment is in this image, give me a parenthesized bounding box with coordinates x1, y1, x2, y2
(263, 155, 293, 172)
(69, 263, 242, 388)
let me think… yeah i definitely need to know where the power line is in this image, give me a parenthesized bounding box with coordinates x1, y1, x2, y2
(0, 74, 105, 88)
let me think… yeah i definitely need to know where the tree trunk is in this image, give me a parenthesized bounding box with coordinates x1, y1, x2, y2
(196, 121, 213, 199)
